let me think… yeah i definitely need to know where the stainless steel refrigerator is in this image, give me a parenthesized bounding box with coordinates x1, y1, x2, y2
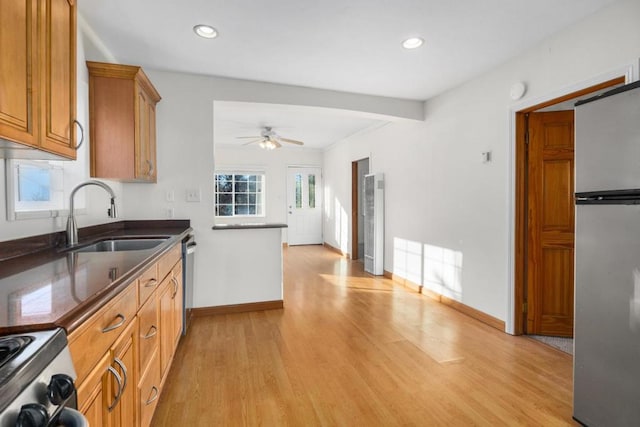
(574, 80, 640, 426)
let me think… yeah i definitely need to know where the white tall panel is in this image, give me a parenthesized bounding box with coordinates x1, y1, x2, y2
(364, 173, 384, 275)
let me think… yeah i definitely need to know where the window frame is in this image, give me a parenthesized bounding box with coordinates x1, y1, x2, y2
(214, 170, 266, 218)
(5, 159, 87, 221)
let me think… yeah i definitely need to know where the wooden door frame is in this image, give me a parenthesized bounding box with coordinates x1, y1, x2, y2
(512, 76, 626, 335)
(351, 158, 370, 260)
(352, 161, 359, 260)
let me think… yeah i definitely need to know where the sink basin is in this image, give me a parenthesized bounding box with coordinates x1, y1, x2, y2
(73, 238, 168, 253)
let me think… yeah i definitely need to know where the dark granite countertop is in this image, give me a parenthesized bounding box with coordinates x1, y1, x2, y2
(212, 223, 287, 230)
(0, 220, 191, 335)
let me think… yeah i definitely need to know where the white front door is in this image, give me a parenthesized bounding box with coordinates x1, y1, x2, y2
(287, 167, 322, 245)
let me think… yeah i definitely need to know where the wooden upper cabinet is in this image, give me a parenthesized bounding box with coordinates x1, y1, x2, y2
(40, 0, 77, 158)
(0, 0, 78, 159)
(87, 61, 161, 182)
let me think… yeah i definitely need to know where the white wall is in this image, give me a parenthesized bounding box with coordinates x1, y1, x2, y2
(0, 28, 123, 242)
(214, 144, 323, 242)
(322, 0, 640, 325)
(121, 69, 421, 309)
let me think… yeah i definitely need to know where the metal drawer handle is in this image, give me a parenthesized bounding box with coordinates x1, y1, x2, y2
(143, 325, 157, 339)
(102, 314, 126, 333)
(147, 159, 154, 176)
(145, 386, 159, 405)
(114, 357, 128, 394)
(107, 366, 123, 412)
(73, 119, 84, 150)
(144, 278, 158, 288)
(171, 277, 179, 298)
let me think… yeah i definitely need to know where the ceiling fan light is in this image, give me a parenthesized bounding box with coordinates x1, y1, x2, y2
(259, 141, 267, 149)
(193, 24, 218, 39)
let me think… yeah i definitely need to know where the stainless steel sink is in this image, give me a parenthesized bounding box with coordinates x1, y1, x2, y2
(73, 238, 168, 253)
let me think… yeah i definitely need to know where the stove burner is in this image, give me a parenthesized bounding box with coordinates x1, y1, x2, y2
(0, 336, 32, 368)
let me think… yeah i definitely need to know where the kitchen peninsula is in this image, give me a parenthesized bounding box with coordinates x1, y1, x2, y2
(207, 223, 287, 314)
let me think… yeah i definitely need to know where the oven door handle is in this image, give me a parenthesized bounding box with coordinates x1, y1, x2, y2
(107, 366, 123, 412)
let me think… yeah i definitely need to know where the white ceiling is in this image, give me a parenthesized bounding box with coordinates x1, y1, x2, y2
(79, 0, 617, 101)
(213, 102, 385, 149)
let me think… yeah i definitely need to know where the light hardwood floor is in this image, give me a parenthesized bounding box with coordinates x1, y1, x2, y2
(152, 245, 576, 426)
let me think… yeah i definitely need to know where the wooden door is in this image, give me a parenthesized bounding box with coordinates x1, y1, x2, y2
(0, 0, 38, 147)
(526, 110, 575, 337)
(39, 0, 76, 158)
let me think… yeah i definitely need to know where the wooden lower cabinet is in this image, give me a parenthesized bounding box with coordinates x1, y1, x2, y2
(72, 243, 183, 426)
(108, 321, 137, 427)
(138, 350, 161, 427)
(159, 264, 183, 382)
(76, 320, 136, 427)
(76, 352, 109, 427)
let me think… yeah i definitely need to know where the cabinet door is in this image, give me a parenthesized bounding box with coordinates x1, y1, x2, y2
(147, 101, 157, 182)
(77, 352, 110, 427)
(138, 293, 159, 375)
(39, 0, 76, 159)
(107, 321, 137, 427)
(135, 90, 154, 181)
(0, 0, 38, 147)
(171, 266, 183, 349)
(158, 277, 173, 381)
(138, 350, 160, 427)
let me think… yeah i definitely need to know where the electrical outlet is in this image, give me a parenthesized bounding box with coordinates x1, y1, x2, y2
(186, 188, 201, 202)
(166, 190, 175, 202)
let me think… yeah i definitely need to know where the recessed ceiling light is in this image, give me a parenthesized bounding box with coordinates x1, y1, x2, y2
(193, 24, 218, 39)
(402, 37, 424, 49)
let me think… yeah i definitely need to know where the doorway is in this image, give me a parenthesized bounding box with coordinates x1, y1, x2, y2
(514, 76, 626, 337)
(287, 166, 323, 245)
(351, 158, 369, 260)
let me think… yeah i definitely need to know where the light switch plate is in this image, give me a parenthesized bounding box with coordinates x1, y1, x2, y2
(166, 190, 175, 202)
(482, 151, 492, 163)
(186, 188, 201, 202)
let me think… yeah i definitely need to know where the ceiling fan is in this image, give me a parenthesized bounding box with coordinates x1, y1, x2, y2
(236, 126, 304, 150)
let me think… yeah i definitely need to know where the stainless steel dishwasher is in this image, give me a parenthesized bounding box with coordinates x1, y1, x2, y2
(182, 234, 196, 335)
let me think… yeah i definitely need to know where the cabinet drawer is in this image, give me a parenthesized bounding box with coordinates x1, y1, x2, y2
(69, 284, 137, 385)
(158, 244, 181, 282)
(138, 293, 159, 373)
(138, 349, 161, 427)
(138, 263, 159, 308)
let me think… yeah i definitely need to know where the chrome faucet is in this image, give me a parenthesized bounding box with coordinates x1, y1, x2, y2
(66, 180, 117, 246)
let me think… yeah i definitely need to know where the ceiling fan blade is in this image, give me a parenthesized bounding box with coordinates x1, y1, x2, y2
(280, 138, 304, 146)
(272, 140, 282, 149)
(236, 136, 262, 139)
(242, 139, 262, 146)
